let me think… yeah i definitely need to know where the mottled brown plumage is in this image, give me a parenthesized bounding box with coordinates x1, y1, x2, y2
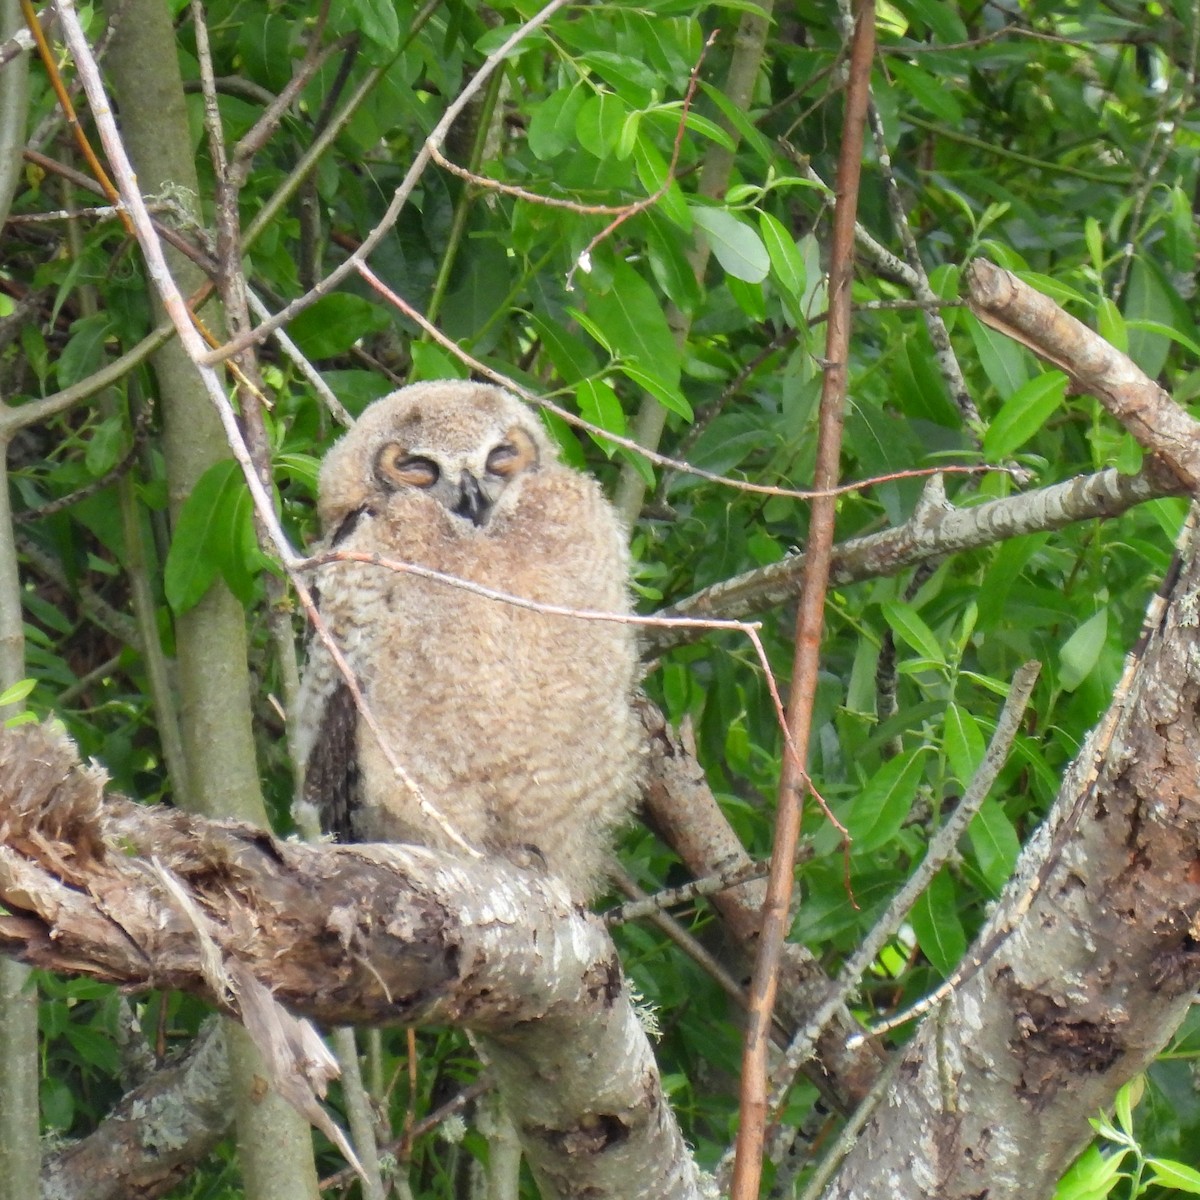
(294, 382, 640, 901)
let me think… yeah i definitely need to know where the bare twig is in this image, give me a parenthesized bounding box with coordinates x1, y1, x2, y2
(19, 0, 130, 230)
(605, 859, 773, 926)
(200, 0, 573, 364)
(358, 259, 994, 501)
(729, 5, 875, 1195)
(651, 464, 1184, 642)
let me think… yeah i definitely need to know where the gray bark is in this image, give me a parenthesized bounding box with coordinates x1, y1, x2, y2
(0, 725, 708, 1200)
(824, 516, 1200, 1197)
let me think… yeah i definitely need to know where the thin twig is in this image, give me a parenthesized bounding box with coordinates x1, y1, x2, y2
(605, 859, 774, 926)
(200, 0, 574, 364)
(357, 259, 996, 501)
(19, 0, 131, 231)
(564, 32, 717, 290)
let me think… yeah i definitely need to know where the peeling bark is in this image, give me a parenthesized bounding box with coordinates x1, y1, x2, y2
(0, 725, 705, 1200)
(823, 518, 1200, 1198)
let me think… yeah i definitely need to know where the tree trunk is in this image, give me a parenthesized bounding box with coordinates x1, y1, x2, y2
(824, 516, 1200, 1196)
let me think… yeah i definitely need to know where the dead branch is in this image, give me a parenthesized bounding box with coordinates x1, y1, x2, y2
(651, 463, 1182, 642)
(966, 258, 1200, 486)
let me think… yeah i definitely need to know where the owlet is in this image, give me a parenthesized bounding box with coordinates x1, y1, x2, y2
(294, 382, 641, 902)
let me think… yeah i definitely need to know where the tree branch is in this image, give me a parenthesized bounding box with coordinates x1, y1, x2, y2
(650, 463, 1183, 644)
(0, 724, 707, 1200)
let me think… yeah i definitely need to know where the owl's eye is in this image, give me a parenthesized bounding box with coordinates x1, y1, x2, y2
(375, 445, 440, 489)
(486, 443, 520, 476)
(486, 428, 539, 477)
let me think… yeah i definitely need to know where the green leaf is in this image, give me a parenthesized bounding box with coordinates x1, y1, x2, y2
(582, 259, 681, 391)
(634, 137, 692, 230)
(85, 414, 127, 477)
(1124, 318, 1200, 360)
(1147, 1159, 1200, 1195)
(165, 460, 259, 615)
(943, 701, 985, 787)
(888, 60, 964, 123)
(410, 341, 469, 382)
(576, 378, 626, 455)
(0, 678, 35, 708)
(726, 275, 766, 322)
(57, 313, 112, 388)
(1096, 297, 1127, 353)
(532, 315, 600, 384)
(1113, 1075, 1141, 1134)
(968, 798, 1021, 893)
(881, 600, 946, 665)
(273, 452, 320, 497)
(617, 363, 693, 420)
(690, 206, 770, 283)
(966, 312, 1032, 399)
(615, 110, 641, 161)
(1058, 609, 1108, 692)
(1124, 257, 1176, 378)
(575, 92, 628, 159)
(759, 211, 806, 300)
(1084, 217, 1104, 273)
(528, 85, 586, 160)
(911, 869, 966, 976)
(41, 1077, 74, 1131)
(983, 370, 1068, 459)
(895, 0, 967, 41)
(288, 294, 388, 359)
(349, 0, 400, 52)
(1053, 1145, 1129, 1200)
(847, 750, 924, 854)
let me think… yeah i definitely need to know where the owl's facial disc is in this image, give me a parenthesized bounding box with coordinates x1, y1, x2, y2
(372, 425, 540, 528)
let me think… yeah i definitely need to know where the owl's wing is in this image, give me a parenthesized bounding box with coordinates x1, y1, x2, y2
(303, 680, 360, 843)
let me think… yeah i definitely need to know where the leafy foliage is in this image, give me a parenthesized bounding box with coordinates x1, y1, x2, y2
(3, 0, 1200, 1194)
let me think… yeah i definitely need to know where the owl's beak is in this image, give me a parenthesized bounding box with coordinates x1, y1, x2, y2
(453, 470, 491, 527)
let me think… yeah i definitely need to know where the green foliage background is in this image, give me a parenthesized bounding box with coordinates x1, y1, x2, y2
(3, 0, 1200, 1193)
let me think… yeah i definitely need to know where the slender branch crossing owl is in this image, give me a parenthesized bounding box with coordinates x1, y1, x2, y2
(294, 382, 641, 902)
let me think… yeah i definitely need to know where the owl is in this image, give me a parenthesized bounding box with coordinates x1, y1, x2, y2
(293, 381, 642, 903)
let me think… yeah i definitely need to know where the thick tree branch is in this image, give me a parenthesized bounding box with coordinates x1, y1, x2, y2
(821, 508, 1200, 1198)
(0, 725, 705, 1200)
(42, 1020, 231, 1200)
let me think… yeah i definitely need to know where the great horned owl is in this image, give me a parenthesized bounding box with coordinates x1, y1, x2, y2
(294, 381, 641, 902)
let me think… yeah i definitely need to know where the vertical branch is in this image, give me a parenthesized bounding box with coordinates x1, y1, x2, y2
(0, 0, 29, 225)
(728, 4, 875, 1197)
(85, 1, 324, 1196)
(0, 9, 39, 1177)
(0, 427, 41, 1200)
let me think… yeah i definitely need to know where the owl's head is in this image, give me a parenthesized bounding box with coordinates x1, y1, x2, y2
(317, 382, 557, 537)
